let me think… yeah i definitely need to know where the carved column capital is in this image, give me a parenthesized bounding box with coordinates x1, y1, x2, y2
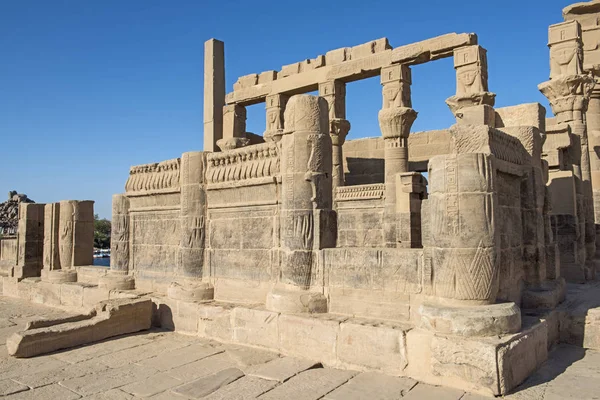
(330, 118, 350, 146)
(539, 74, 595, 123)
(378, 107, 418, 141)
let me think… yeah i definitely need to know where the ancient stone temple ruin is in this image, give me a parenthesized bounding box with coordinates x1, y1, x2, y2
(4, 1, 600, 397)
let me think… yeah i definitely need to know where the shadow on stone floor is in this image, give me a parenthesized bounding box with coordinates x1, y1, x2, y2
(507, 345, 587, 396)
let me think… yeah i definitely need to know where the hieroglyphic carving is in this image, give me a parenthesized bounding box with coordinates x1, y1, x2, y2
(305, 133, 329, 204)
(206, 142, 280, 184)
(125, 158, 181, 193)
(43, 203, 60, 270)
(58, 200, 74, 269)
(111, 195, 130, 272)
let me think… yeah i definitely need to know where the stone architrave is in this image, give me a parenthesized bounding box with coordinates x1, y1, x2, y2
(266, 94, 333, 313)
(14, 203, 45, 279)
(203, 39, 225, 152)
(168, 151, 214, 302)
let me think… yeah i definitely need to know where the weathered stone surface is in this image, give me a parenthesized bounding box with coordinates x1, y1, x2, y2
(278, 314, 339, 364)
(60, 363, 158, 396)
(171, 367, 244, 399)
(166, 352, 238, 382)
(337, 320, 408, 374)
(120, 372, 183, 397)
(402, 383, 465, 400)
(12, 358, 109, 388)
(2, 383, 80, 400)
(324, 372, 417, 400)
(247, 356, 320, 382)
(136, 343, 224, 371)
(201, 376, 278, 400)
(259, 368, 356, 400)
(7, 298, 153, 358)
(0, 379, 29, 396)
(232, 307, 279, 349)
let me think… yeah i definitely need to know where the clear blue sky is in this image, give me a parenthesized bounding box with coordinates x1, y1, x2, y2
(1, 0, 570, 218)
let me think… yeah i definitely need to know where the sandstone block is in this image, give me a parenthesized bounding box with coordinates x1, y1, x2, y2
(278, 314, 340, 364)
(201, 376, 278, 400)
(232, 307, 279, 349)
(337, 320, 408, 374)
(197, 303, 234, 342)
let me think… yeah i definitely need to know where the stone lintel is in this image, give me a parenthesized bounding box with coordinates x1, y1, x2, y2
(226, 33, 476, 106)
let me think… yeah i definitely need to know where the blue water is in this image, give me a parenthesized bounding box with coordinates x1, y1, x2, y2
(93, 257, 110, 267)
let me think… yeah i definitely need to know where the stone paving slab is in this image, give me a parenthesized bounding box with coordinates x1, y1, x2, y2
(324, 371, 418, 399)
(166, 352, 239, 382)
(52, 333, 154, 364)
(247, 356, 320, 382)
(202, 376, 279, 400)
(172, 367, 245, 399)
(95, 336, 190, 368)
(0, 379, 28, 397)
(59, 363, 159, 396)
(5, 383, 81, 399)
(258, 368, 356, 400)
(136, 342, 224, 371)
(13, 358, 109, 388)
(402, 383, 465, 400)
(120, 371, 183, 397)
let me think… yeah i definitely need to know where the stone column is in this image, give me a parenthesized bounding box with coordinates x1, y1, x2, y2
(168, 151, 214, 302)
(420, 152, 521, 337)
(264, 93, 289, 143)
(14, 203, 44, 279)
(318, 81, 350, 195)
(539, 20, 596, 280)
(266, 94, 333, 313)
(42, 203, 60, 271)
(396, 172, 427, 248)
(445, 45, 496, 126)
(203, 39, 225, 152)
(99, 195, 135, 290)
(378, 64, 417, 247)
(41, 202, 78, 283)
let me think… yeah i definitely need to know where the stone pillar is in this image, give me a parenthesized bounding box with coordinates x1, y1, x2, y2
(539, 20, 596, 281)
(43, 203, 60, 271)
(203, 39, 225, 152)
(266, 94, 333, 313)
(168, 151, 214, 302)
(99, 195, 134, 290)
(379, 64, 417, 247)
(218, 104, 247, 151)
(14, 203, 44, 279)
(319, 81, 350, 195)
(396, 172, 427, 248)
(41, 202, 77, 283)
(446, 45, 496, 126)
(420, 152, 521, 337)
(264, 93, 289, 143)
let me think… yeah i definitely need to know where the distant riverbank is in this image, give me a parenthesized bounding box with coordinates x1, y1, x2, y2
(93, 257, 110, 267)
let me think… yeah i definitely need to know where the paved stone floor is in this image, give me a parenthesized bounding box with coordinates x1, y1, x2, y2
(0, 297, 597, 399)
